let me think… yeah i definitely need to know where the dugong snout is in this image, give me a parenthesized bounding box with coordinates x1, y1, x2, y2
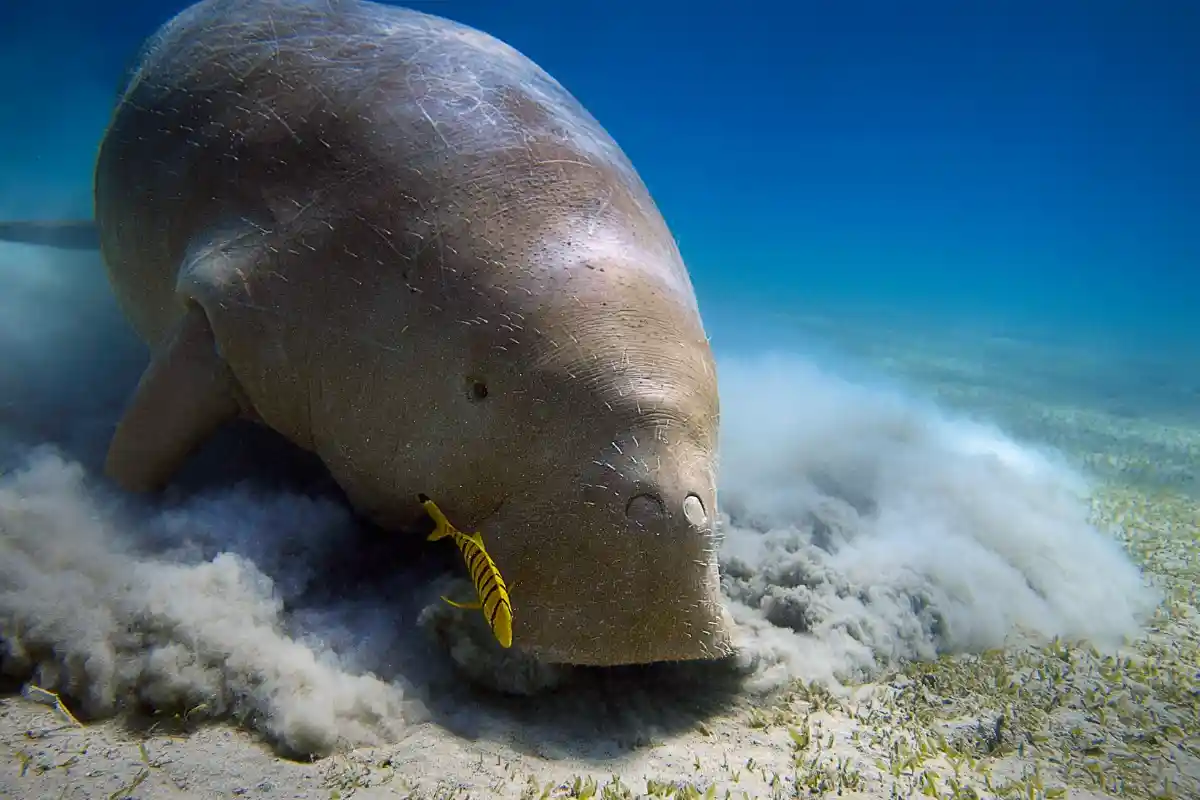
(481, 430, 732, 666)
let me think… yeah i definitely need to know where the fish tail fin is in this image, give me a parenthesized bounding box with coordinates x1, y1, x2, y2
(418, 493, 454, 541)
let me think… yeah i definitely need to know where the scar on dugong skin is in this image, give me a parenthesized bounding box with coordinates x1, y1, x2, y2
(0, 0, 735, 668)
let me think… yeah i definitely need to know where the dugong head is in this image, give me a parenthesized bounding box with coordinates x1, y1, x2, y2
(467, 251, 732, 666)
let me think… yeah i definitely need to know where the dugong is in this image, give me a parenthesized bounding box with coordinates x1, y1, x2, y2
(2, 0, 733, 667)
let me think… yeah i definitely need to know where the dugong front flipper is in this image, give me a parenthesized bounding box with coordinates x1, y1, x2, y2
(104, 302, 241, 492)
(0, 216, 240, 491)
(0, 220, 99, 250)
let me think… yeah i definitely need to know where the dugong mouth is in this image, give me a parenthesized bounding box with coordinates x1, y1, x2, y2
(467, 488, 734, 667)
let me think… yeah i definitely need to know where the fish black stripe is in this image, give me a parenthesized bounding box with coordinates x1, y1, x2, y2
(477, 572, 498, 601)
(463, 542, 486, 573)
(466, 546, 488, 575)
(466, 554, 492, 591)
(469, 553, 492, 589)
(477, 551, 498, 581)
(459, 539, 476, 562)
(480, 581, 500, 610)
(488, 593, 509, 627)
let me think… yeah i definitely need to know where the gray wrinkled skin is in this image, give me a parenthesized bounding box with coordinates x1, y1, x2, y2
(95, 0, 733, 666)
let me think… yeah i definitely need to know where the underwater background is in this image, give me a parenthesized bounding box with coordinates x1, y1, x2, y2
(0, 1, 1196, 797)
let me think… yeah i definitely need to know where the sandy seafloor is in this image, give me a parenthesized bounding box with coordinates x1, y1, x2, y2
(0, 242, 1196, 800)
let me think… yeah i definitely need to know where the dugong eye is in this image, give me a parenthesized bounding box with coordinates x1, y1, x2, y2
(467, 378, 489, 401)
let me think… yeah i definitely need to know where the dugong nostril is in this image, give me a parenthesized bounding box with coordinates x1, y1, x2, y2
(626, 493, 665, 525)
(683, 493, 708, 528)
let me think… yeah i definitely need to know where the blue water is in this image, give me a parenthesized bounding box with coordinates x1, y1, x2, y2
(1, 0, 1197, 385)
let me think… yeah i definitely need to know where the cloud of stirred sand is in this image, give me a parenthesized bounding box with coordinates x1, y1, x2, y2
(0, 240, 1160, 757)
(713, 351, 1159, 689)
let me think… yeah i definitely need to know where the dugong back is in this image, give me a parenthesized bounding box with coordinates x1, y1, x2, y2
(98, 0, 688, 340)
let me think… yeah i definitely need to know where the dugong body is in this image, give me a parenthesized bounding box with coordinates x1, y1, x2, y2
(78, 0, 731, 665)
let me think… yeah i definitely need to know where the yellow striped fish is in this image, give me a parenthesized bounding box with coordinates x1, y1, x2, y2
(418, 493, 514, 649)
